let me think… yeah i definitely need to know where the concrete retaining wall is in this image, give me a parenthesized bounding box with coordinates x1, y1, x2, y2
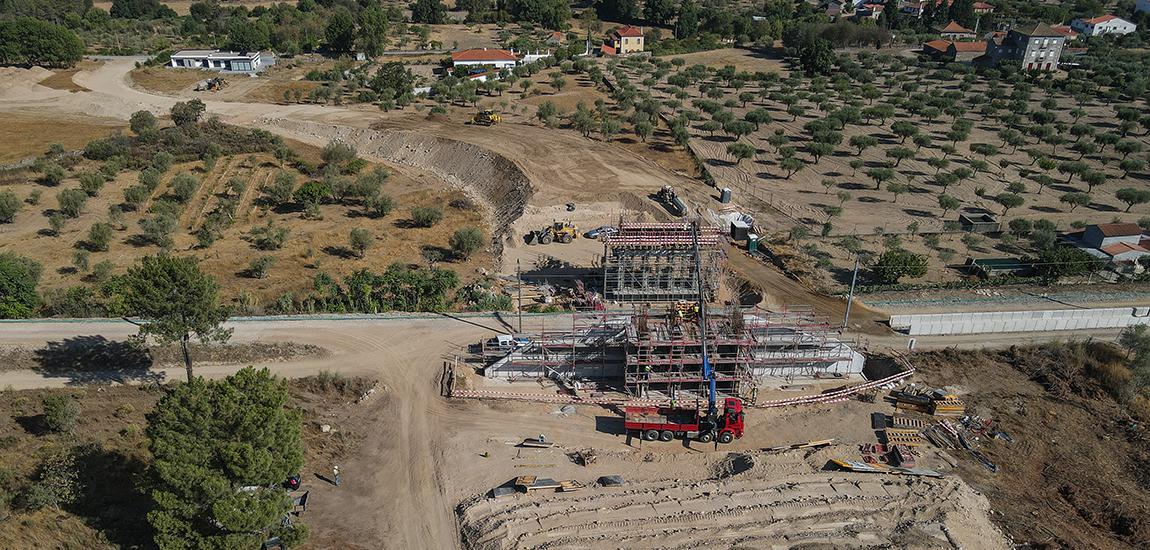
(889, 307, 1150, 336)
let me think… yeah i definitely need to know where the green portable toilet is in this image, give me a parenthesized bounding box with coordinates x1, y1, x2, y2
(747, 233, 759, 253)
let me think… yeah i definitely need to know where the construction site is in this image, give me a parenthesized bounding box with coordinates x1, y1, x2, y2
(472, 220, 865, 403)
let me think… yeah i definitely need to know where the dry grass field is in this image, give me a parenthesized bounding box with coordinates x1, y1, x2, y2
(127, 67, 217, 94)
(36, 60, 104, 93)
(0, 115, 125, 164)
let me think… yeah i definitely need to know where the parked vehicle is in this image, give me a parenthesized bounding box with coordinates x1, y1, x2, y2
(583, 226, 618, 239)
(623, 397, 745, 443)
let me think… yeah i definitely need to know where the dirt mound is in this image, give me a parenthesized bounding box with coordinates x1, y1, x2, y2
(712, 452, 755, 478)
(457, 468, 1008, 549)
(257, 118, 532, 253)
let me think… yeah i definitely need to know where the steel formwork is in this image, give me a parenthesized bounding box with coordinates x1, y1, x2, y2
(602, 221, 723, 303)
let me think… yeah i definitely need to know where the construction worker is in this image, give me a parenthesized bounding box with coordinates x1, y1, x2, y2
(332, 465, 341, 487)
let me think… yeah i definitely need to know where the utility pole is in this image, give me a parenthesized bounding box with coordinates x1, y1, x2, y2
(517, 259, 523, 334)
(843, 256, 860, 330)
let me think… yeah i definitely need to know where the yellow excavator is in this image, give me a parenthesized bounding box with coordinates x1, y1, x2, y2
(472, 110, 502, 126)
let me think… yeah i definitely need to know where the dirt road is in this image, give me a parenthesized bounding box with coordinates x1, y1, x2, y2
(0, 316, 497, 549)
(0, 314, 1103, 549)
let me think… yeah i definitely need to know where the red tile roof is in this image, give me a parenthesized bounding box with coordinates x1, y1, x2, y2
(613, 25, 644, 38)
(1082, 15, 1119, 24)
(923, 39, 953, 52)
(951, 41, 987, 52)
(1101, 242, 1148, 257)
(973, 1, 994, 10)
(940, 21, 973, 33)
(451, 48, 518, 62)
(600, 44, 617, 56)
(1050, 25, 1078, 37)
(1094, 223, 1143, 237)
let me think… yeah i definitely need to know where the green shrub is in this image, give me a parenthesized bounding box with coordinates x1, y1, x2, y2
(78, 172, 105, 197)
(247, 221, 289, 250)
(410, 206, 443, 228)
(170, 173, 199, 203)
(349, 228, 372, 258)
(364, 194, 395, 218)
(87, 222, 113, 251)
(249, 256, 275, 279)
(0, 191, 20, 223)
(56, 188, 87, 218)
(15, 449, 79, 511)
(449, 227, 484, 259)
(41, 162, 65, 185)
(42, 395, 80, 433)
(139, 168, 162, 191)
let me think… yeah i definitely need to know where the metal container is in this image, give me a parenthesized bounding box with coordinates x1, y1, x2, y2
(730, 220, 750, 241)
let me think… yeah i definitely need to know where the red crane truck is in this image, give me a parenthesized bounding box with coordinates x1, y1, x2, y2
(623, 397, 745, 444)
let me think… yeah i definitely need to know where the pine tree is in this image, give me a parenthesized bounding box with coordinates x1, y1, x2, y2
(146, 367, 307, 549)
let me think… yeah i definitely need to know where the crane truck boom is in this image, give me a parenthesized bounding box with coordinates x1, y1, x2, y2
(621, 221, 747, 445)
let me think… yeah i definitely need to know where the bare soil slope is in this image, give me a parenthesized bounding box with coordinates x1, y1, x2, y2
(913, 347, 1150, 549)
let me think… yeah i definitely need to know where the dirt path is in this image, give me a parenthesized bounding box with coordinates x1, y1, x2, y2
(0, 316, 497, 549)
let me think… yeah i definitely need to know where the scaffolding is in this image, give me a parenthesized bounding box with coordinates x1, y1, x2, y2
(481, 305, 860, 397)
(602, 221, 724, 303)
(483, 311, 630, 384)
(623, 306, 859, 399)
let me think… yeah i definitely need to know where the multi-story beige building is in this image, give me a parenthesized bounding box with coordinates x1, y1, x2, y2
(603, 25, 645, 56)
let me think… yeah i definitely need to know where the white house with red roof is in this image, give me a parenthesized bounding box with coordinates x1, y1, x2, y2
(938, 20, 976, 40)
(450, 48, 520, 70)
(1073, 223, 1150, 267)
(1070, 15, 1137, 36)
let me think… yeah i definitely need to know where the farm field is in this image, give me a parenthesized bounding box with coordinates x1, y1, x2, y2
(0, 119, 493, 312)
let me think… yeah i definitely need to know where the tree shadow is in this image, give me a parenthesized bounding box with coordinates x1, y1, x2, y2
(420, 245, 454, 263)
(14, 414, 47, 435)
(903, 209, 935, 218)
(67, 443, 154, 548)
(321, 245, 357, 259)
(32, 336, 162, 386)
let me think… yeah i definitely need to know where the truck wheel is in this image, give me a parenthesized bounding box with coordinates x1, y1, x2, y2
(541, 234, 552, 244)
(718, 432, 734, 444)
(643, 430, 659, 441)
(659, 430, 673, 442)
(697, 432, 713, 443)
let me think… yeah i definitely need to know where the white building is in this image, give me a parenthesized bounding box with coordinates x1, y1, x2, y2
(450, 48, 519, 71)
(1070, 15, 1137, 36)
(170, 50, 266, 73)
